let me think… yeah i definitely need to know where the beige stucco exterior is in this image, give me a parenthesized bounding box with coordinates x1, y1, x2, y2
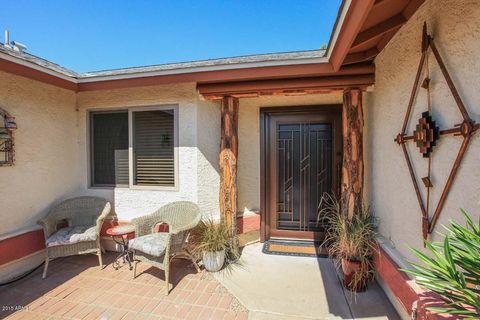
(0, 71, 345, 239)
(76, 82, 221, 221)
(365, 0, 480, 261)
(2, 0, 479, 280)
(75, 86, 346, 222)
(0, 70, 80, 236)
(0, 79, 223, 240)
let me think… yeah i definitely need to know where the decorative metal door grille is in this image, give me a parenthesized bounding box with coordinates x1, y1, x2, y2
(276, 122, 332, 232)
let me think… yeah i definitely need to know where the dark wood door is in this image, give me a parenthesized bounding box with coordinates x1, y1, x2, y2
(262, 107, 342, 241)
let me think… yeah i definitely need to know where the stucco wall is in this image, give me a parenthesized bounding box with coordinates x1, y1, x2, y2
(196, 96, 221, 219)
(0, 71, 80, 236)
(237, 93, 343, 213)
(366, 0, 480, 261)
(0, 76, 225, 238)
(76, 83, 220, 220)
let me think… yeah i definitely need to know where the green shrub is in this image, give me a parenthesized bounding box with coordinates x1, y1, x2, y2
(404, 209, 480, 319)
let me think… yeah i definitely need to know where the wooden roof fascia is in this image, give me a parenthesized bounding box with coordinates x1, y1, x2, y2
(197, 74, 375, 99)
(0, 54, 371, 93)
(0, 58, 78, 91)
(77, 63, 374, 92)
(76, 63, 333, 91)
(329, 0, 375, 72)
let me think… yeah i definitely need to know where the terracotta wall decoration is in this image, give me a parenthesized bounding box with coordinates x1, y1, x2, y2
(394, 23, 479, 239)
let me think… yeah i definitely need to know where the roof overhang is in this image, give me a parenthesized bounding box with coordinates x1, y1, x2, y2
(197, 64, 375, 99)
(197, 74, 375, 99)
(0, 51, 77, 91)
(326, 0, 374, 71)
(0, 0, 425, 94)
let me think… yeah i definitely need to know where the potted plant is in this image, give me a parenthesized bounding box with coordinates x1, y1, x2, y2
(319, 194, 377, 291)
(190, 219, 231, 272)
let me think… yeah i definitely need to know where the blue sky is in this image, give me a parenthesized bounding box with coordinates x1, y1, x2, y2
(0, 1, 342, 73)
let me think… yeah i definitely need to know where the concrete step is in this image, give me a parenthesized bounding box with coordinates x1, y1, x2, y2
(249, 310, 345, 320)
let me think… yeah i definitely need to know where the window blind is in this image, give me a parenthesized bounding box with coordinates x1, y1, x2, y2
(133, 110, 175, 186)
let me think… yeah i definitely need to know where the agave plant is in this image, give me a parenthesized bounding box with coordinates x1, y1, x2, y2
(404, 209, 480, 318)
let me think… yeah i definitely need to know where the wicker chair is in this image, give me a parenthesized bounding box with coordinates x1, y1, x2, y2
(129, 201, 201, 294)
(37, 196, 111, 279)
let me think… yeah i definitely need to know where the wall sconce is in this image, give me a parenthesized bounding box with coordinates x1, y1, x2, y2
(5, 116, 17, 129)
(0, 109, 16, 166)
(0, 128, 10, 140)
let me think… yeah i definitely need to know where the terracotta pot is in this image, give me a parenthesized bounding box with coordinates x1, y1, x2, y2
(341, 258, 368, 292)
(202, 249, 225, 272)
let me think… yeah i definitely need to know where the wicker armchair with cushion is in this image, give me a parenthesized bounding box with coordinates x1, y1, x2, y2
(129, 201, 201, 294)
(37, 196, 111, 279)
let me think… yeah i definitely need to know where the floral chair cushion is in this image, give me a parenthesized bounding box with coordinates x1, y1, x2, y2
(46, 226, 97, 247)
(128, 233, 168, 257)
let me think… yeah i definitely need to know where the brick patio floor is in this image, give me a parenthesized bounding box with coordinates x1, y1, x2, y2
(0, 253, 249, 320)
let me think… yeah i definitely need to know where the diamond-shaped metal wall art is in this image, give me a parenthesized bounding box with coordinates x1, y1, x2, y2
(394, 23, 479, 240)
(413, 111, 440, 158)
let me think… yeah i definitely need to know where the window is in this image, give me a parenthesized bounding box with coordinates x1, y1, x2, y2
(91, 111, 129, 186)
(90, 106, 177, 188)
(132, 110, 175, 186)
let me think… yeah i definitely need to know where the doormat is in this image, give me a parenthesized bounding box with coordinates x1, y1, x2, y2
(262, 240, 329, 258)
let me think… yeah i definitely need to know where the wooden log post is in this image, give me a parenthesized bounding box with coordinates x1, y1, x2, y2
(342, 88, 364, 219)
(219, 96, 239, 252)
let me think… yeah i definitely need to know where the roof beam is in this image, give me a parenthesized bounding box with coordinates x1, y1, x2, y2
(362, 0, 427, 57)
(351, 14, 406, 50)
(198, 74, 375, 99)
(373, 0, 386, 8)
(343, 48, 379, 65)
(403, 0, 426, 19)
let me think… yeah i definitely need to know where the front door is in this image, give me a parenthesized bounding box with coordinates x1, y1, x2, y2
(261, 106, 342, 241)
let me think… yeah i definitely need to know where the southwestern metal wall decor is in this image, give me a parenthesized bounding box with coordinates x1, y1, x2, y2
(414, 111, 439, 158)
(0, 107, 17, 166)
(394, 23, 480, 239)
